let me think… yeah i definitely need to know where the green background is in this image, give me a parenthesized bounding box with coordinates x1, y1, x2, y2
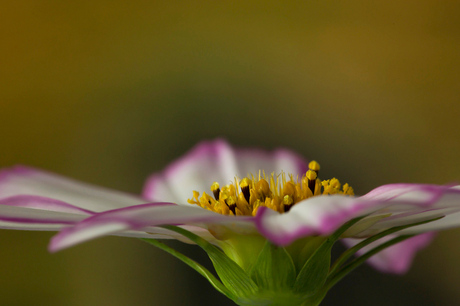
(1, 1, 459, 305)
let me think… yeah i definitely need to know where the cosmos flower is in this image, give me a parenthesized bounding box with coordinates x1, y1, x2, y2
(1, 139, 459, 305)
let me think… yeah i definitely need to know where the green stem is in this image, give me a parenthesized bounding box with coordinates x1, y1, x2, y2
(140, 238, 233, 299)
(160, 225, 259, 298)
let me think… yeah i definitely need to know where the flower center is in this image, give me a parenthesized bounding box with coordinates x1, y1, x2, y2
(188, 161, 354, 216)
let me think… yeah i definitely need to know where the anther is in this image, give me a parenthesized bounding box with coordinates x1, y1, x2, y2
(283, 195, 294, 212)
(211, 182, 220, 200)
(256, 179, 270, 197)
(306, 170, 317, 194)
(308, 160, 320, 175)
(240, 178, 251, 203)
(283, 181, 296, 196)
(225, 196, 237, 215)
(226, 184, 236, 196)
(192, 190, 199, 199)
(342, 183, 354, 196)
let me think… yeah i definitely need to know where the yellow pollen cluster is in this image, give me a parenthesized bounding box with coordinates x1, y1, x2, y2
(188, 161, 354, 216)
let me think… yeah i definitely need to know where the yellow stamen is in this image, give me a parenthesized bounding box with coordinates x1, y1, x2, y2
(309, 160, 320, 174)
(306, 169, 317, 181)
(283, 194, 294, 212)
(256, 179, 270, 197)
(306, 170, 317, 194)
(188, 161, 354, 216)
(211, 182, 220, 200)
(283, 181, 296, 196)
(240, 178, 252, 203)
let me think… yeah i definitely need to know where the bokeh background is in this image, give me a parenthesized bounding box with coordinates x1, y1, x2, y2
(1, 1, 460, 305)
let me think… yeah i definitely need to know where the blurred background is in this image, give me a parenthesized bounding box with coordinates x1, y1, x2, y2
(1, 1, 459, 305)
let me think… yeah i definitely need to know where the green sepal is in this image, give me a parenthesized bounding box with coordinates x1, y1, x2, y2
(218, 233, 267, 272)
(293, 237, 332, 297)
(285, 236, 327, 273)
(293, 216, 366, 297)
(329, 216, 444, 276)
(324, 215, 444, 292)
(161, 225, 259, 299)
(322, 234, 415, 295)
(249, 240, 297, 292)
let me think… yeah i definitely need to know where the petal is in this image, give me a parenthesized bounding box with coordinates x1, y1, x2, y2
(115, 226, 219, 244)
(0, 204, 86, 230)
(49, 203, 255, 252)
(398, 211, 460, 233)
(0, 195, 93, 231)
(255, 195, 381, 246)
(256, 185, 460, 246)
(0, 166, 146, 212)
(342, 232, 435, 274)
(142, 139, 308, 202)
(362, 183, 447, 204)
(0, 195, 94, 215)
(358, 185, 460, 236)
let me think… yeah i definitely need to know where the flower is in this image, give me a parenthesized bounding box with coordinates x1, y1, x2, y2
(1, 139, 460, 305)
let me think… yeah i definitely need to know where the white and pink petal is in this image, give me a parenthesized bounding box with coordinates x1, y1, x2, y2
(254, 195, 382, 246)
(355, 184, 460, 236)
(142, 139, 308, 203)
(0, 204, 86, 231)
(0, 166, 147, 212)
(255, 184, 460, 246)
(49, 203, 255, 252)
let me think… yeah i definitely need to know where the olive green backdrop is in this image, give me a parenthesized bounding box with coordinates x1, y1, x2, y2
(1, 1, 459, 305)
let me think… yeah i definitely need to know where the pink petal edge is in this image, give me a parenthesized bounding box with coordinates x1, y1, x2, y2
(255, 184, 460, 246)
(142, 139, 308, 202)
(0, 195, 95, 215)
(0, 165, 146, 212)
(49, 202, 254, 252)
(0, 205, 86, 227)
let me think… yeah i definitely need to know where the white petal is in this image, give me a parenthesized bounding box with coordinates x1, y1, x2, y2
(143, 139, 307, 203)
(0, 166, 146, 212)
(358, 186, 460, 236)
(256, 184, 460, 246)
(114, 226, 219, 244)
(0, 204, 85, 230)
(255, 196, 381, 246)
(49, 203, 255, 251)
